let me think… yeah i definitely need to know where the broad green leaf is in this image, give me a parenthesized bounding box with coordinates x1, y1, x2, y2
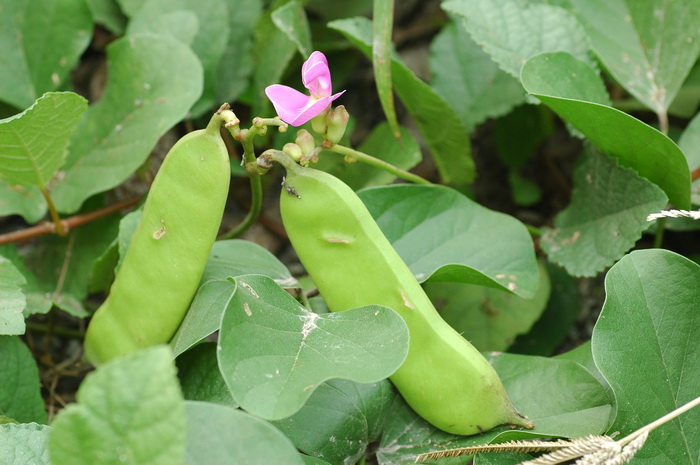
(0, 92, 87, 188)
(171, 240, 296, 357)
(126, 0, 229, 117)
(0, 257, 26, 335)
(302, 456, 333, 465)
(272, 379, 394, 464)
(85, 0, 128, 34)
(217, 274, 409, 420)
(115, 0, 140, 16)
(372, 0, 400, 139)
(176, 342, 237, 407)
(271, 1, 312, 58)
(541, 147, 668, 277)
(183, 401, 304, 465)
(569, 0, 700, 114)
(475, 452, 529, 465)
(358, 184, 539, 298)
(215, 0, 261, 104)
(314, 122, 421, 190)
(510, 263, 580, 356)
(329, 17, 476, 186)
(0, 336, 47, 424)
(556, 341, 613, 403)
(669, 61, 700, 118)
(0, 245, 51, 317)
(429, 18, 526, 132)
(0, 423, 51, 465)
(0, 0, 92, 109)
(522, 53, 692, 209)
(678, 111, 700, 205)
(49, 346, 185, 465)
(425, 261, 551, 352)
(494, 103, 554, 170)
(376, 354, 611, 464)
(0, 181, 46, 223)
(443, 0, 594, 79)
(51, 35, 203, 213)
(592, 249, 700, 464)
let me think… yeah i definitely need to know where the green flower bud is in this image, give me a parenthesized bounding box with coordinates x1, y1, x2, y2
(295, 129, 316, 155)
(282, 143, 304, 162)
(326, 105, 350, 144)
(310, 105, 330, 135)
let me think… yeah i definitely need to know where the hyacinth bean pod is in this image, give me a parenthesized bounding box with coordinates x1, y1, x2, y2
(273, 152, 532, 435)
(84, 112, 231, 365)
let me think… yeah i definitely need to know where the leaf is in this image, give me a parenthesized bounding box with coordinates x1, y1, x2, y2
(0, 257, 26, 336)
(357, 184, 539, 298)
(0, 92, 87, 188)
(540, 147, 668, 277)
(429, 18, 526, 132)
(0, 336, 47, 424)
(678, 111, 700, 205)
(425, 261, 551, 352)
(521, 52, 692, 209)
(51, 34, 203, 213)
(556, 341, 613, 403)
(0, 0, 93, 109)
(0, 423, 51, 465)
(592, 249, 700, 464)
(0, 181, 46, 223)
(272, 379, 395, 464)
(569, 0, 700, 114)
(183, 401, 305, 465)
(85, 0, 128, 34)
(176, 342, 237, 407)
(217, 274, 409, 420)
(171, 239, 296, 357)
(48, 346, 185, 465)
(126, 0, 230, 117)
(442, 0, 594, 79)
(372, 0, 400, 139)
(329, 17, 476, 186)
(271, 1, 312, 58)
(376, 354, 612, 464)
(314, 122, 421, 190)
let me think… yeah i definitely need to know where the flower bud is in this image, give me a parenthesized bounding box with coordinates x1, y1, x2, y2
(295, 129, 316, 155)
(282, 143, 304, 162)
(326, 105, 350, 144)
(310, 105, 330, 134)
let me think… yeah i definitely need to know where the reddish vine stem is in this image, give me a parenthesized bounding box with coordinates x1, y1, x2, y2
(0, 196, 141, 245)
(692, 166, 700, 182)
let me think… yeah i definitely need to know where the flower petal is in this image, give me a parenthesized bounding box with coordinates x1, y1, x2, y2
(302, 51, 332, 98)
(286, 97, 333, 126)
(266, 85, 336, 126)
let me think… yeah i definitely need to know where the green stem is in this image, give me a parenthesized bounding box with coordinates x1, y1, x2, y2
(525, 224, 542, 237)
(329, 143, 432, 185)
(41, 188, 66, 236)
(653, 218, 665, 248)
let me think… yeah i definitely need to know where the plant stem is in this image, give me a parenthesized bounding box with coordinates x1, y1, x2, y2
(329, 143, 432, 185)
(617, 395, 700, 447)
(657, 108, 669, 135)
(525, 224, 542, 237)
(653, 217, 665, 248)
(41, 188, 66, 236)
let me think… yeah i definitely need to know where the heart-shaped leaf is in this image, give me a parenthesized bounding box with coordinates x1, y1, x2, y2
(357, 184, 539, 298)
(0, 423, 51, 465)
(592, 249, 700, 463)
(176, 343, 236, 407)
(0, 336, 47, 424)
(217, 274, 409, 420)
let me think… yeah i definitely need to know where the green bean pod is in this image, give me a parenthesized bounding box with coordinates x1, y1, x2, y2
(274, 152, 532, 435)
(84, 113, 231, 365)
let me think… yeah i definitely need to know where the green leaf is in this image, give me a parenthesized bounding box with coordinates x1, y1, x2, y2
(272, 379, 394, 464)
(0, 336, 47, 424)
(176, 342, 237, 407)
(540, 147, 668, 277)
(215, 0, 261, 104)
(592, 249, 700, 463)
(569, 0, 700, 114)
(0, 245, 51, 317)
(48, 346, 185, 465)
(171, 239, 296, 357)
(183, 401, 304, 465)
(0, 0, 92, 109)
(357, 184, 539, 298)
(0, 256, 26, 336)
(0, 423, 51, 465)
(126, 0, 229, 117)
(85, 0, 128, 34)
(0, 181, 46, 223)
(443, 0, 594, 79)
(521, 53, 692, 209)
(51, 35, 203, 213)
(494, 104, 554, 170)
(0, 92, 87, 188)
(556, 341, 613, 403)
(376, 353, 612, 464)
(372, 0, 400, 139)
(271, 1, 312, 58)
(425, 261, 551, 352)
(678, 111, 700, 205)
(314, 123, 421, 190)
(429, 18, 526, 132)
(217, 274, 409, 420)
(329, 17, 476, 186)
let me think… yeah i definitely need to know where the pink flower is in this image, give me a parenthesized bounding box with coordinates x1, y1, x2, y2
(265, 51, 345, 126)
